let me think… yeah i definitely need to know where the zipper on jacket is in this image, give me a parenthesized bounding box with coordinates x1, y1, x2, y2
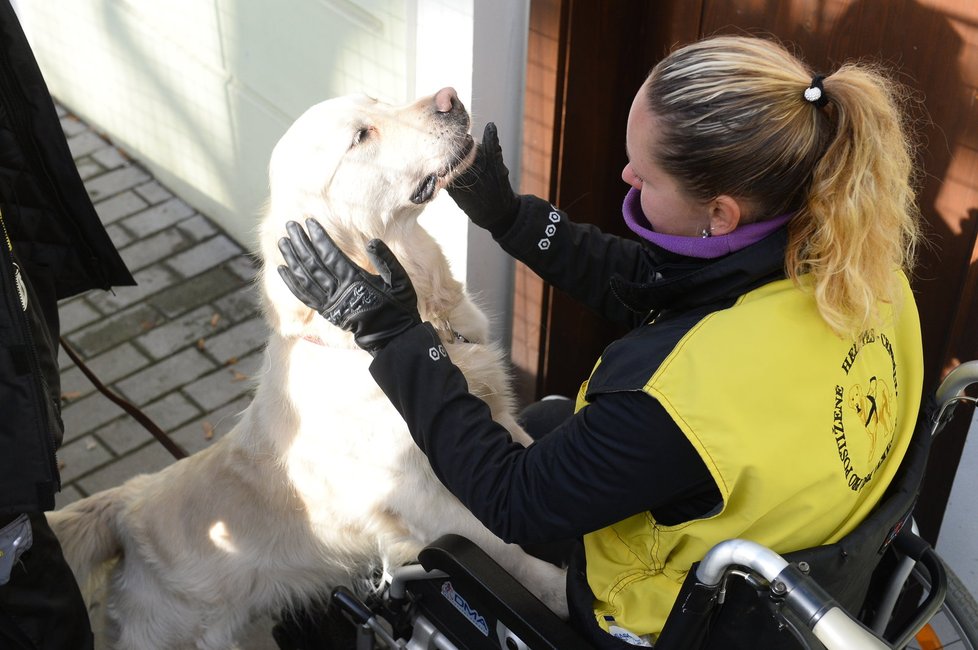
(0, 208, 61, 492)
(13, 262, 28, 311)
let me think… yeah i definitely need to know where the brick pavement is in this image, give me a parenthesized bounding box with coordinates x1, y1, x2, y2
(53, 105, 279, 647)
(55, 105, 268, 507)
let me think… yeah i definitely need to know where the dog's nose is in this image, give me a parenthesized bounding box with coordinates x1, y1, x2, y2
(434, 87, 459, 113)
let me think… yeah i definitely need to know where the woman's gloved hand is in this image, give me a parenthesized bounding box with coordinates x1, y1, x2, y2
(277, 218, 421, 354)
(447, 122, 521, 237)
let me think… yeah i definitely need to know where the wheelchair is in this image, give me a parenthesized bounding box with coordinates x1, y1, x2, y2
(272, 361, 978, 650)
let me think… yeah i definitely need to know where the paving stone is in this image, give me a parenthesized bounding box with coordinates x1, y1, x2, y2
(75, 159, 104, 181)
(115, 347, 217, 405)
(105, 223, 133, 249)
(167, 235, 244, 278)
(96, 391, 201, 456)
(227, 254, 260, 282)
(170, 394, 251, 455)
(214, 286, 261, 324)
(92, 146, 127, 169)
(59, 343, 151, 400)
(67, 303, 161, 357)
(58, 346, 73, 371)
(150, 266, 245, 318)
(58, 435, 114, 483)
(121, 197, 195, 238)
(67, 130, 108, 158)
(94, 190, 149, 224)
(134, 181, 172, 204)
(118, 228, 190, 273)
(48, 104, 285, 540)
(87, 264, 181, 313)
(136, 305, 229, 359)
(76, 443, 176, 495)
(61, 392, 125, 442)
(201, 317, 268, 364)
(176, 214, 218, 242)
(54, 484, 83, 509)
(182, 350, 262, 412)
(60, 115, 86, 137)
(85, 166, 152, 202)
(58, 297, 102, 334)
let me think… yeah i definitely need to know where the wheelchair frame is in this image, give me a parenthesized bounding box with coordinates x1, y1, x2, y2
(274, 361, 978, 650)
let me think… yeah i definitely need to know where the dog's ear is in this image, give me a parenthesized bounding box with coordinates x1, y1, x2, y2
(268, 98, 362, 218)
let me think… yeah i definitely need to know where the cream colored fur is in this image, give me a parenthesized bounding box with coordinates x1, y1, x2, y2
(47, 91, 567, 650)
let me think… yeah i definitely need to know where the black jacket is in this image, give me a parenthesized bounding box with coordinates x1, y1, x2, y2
(369, 195, 789, 648)
(0, 0, 133, 516)
(370, 194, 787, 544)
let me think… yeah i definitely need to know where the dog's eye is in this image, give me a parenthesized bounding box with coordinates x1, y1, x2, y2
(352, 127, 372, 146)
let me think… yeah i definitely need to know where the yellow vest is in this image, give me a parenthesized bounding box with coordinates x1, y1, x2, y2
(575, 273, 923, 641)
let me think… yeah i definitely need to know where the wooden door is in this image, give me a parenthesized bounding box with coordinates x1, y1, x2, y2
(519, 0, 978, 542)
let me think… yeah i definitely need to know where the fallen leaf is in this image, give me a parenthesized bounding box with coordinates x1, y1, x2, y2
(140, 320, 157, 331)
(231, 371, 248, 382)
(85, 438, 97, 451)
(58, 460, 67, 471)
(210, 313, 221, 328)
(196, 338, 207, 350)
(224, 356, 238, 366)
(62, 391, 83, 401)
(203, 421, 215, 440)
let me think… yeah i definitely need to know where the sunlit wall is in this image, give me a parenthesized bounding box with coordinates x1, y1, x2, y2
(14, 0, 527, 344)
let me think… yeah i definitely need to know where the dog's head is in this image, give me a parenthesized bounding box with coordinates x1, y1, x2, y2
(260, 88, 475, 339)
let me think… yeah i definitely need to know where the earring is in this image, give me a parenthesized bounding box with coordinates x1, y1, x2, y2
(700, 227, 712, 238)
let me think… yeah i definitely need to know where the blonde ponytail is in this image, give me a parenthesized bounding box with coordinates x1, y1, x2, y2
(785, 65, 921, 336)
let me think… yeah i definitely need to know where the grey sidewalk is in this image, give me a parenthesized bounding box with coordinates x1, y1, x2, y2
(54, 105, 281, 648)
(54, 104, 269, 509)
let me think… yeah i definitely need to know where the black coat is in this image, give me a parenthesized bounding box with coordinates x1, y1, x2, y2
(0, 0, 134, 516)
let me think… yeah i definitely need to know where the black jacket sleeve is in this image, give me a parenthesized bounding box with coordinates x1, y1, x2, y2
(369, 322, 720, 545)
(492, 196, 654, 328)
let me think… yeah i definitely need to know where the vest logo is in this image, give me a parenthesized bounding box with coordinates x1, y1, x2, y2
(537, 207, 561, 250)
(441, 581, 489, 636)
(428, 344, 448, 361)
(832, 329, 899, 492)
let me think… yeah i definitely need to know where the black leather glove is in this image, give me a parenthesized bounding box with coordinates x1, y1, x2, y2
(447, 122, 521, 237)
(277, 219, 421, 354)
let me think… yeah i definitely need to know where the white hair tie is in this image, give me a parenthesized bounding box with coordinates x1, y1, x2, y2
(804, 75, 829, 108)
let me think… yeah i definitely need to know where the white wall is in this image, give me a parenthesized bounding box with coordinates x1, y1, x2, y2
(15, 0, 525, 344)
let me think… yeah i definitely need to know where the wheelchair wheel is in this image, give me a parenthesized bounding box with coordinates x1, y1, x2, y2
(909, 563, 978, 650)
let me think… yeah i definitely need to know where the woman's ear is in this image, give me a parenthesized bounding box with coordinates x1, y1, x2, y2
(709, 195, 743, 235)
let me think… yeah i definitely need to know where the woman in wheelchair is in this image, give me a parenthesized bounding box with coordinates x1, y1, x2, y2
(278, 35, 924, 648)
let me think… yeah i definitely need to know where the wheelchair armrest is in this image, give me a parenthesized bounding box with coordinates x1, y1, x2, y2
(418, 534, 592, 650)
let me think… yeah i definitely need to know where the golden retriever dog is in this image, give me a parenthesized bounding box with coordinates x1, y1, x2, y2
(48, 87, 567, 650)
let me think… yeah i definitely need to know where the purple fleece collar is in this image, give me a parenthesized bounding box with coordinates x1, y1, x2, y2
(622, 187, 792, 259)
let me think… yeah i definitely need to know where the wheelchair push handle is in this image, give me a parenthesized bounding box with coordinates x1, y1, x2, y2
(697, 539, 890, 650)
(931, 359, 978, 436)
(934, 359, 978, 405)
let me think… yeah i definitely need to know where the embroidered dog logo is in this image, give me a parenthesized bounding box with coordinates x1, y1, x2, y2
(846, 376, 893, 463)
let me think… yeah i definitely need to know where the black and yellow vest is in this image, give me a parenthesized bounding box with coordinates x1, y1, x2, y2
(575, 272, 923, 642)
